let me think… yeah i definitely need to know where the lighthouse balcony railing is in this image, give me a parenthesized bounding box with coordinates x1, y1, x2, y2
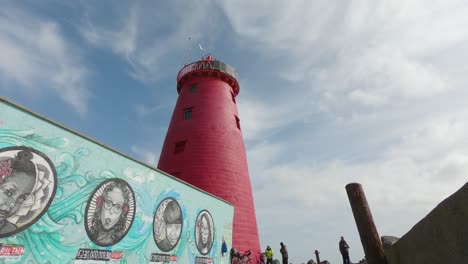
(177, 60, 239, 82)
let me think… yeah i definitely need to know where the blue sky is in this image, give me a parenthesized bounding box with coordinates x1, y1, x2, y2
(2, 1, 468, 263)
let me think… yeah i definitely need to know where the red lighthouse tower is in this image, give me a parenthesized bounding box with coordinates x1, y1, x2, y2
(158, 55, 260, 254)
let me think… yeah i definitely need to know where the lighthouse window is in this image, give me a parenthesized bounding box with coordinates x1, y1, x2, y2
(184, 109, 193, 120)
(190, 84, 198, 94)
(174, 141, 186, 154)
(231, 92, 236, 103)
(235, 115, 240, 130)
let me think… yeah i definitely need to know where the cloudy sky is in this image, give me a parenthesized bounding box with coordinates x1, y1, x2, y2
(1, 1, 468, 263)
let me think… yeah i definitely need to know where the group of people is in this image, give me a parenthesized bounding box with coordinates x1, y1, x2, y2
(227, 236, 352, 264)
(265, 237, 351, 264)
(265, 237, 352, 264)
(264, 242, 288, 264)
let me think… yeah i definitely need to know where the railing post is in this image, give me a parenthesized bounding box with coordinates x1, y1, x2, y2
(346, 183, 387, 264)
(315, 250, 321, 264)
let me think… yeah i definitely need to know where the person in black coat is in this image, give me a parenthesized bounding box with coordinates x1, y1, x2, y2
(339, 236, 351, 264)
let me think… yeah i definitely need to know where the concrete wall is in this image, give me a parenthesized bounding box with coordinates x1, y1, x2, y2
(386, 182, 468, 264)
(0, 97, 234, 264)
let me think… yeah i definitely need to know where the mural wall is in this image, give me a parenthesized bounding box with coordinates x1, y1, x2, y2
(0, 97, 234, 264)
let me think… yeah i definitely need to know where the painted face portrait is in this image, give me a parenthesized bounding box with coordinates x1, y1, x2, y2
(200, 216, 209, 244)
(0, 147, 57, 238)
(153, 198, 183, 252)
(100, 187, 125, 230)
(195, 210, 214, 255)
(0, 171, 35, 220)
(85, 179, 135, 247)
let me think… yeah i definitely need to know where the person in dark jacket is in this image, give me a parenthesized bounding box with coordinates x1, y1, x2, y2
(280, 242, 288, 264)
(221, 238, 227, 257)
(339, 236, 351, 264)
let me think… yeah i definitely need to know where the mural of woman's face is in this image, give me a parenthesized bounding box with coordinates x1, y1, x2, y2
(0, 171, 35, 220)
(100, 187, 124, 230)
(166, 223, 181, 245)
(200, 216, 209, 245)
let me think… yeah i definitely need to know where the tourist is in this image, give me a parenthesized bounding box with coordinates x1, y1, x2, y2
(221, 238, 228, 257)
(265, 245, 274, 264)
(339, 236, 351, 264)
(280, 242, 288, 264)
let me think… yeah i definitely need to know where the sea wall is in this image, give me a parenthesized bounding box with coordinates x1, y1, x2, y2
(386, 183, 468, 264)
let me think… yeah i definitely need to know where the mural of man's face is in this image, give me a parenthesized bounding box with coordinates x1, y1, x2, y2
(100, 187, 124, 230)
(200, 216, 209, 245)
(166, 223, 181, 245)
(0, 171, 35, 220)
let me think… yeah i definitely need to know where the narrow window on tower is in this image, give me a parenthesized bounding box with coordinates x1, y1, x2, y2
(231, 92, 236, 104)
(235, 115, 240, 130)
(174, 140, 186, 154)
(184, 108, 193, 120)
(190, 84, 198, 94)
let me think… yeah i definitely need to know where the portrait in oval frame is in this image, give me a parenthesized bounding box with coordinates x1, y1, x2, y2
(153, 198, 183, 252)
(84, 178, 136, 247)
(194, 210, 214, 255)
(0, 146, 57, 238)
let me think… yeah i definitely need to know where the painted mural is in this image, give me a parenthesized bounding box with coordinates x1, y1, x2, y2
(85, 178, 136, 247)
(0, 97, 234, 264)
(195, 210, 214, 255)
(153, 198, 183, 252)
(0, 147, 57, 238)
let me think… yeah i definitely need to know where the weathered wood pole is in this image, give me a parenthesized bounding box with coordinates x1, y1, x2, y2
(346, 183, 387, 264)
(314, 250, 321, 264)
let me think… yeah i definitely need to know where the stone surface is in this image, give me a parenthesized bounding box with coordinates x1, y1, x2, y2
(386, 182, 468, 264)
(381, 236, 400, 252)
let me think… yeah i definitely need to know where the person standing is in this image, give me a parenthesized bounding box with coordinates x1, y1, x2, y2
(265, 246, 274, 264)
(280, 242, 288, 264)
(339, 236, 351, 264)
(221, 238, 227, 257)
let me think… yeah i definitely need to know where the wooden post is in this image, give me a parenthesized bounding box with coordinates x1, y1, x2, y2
(315, 250, 321, 264)
(346, 183, 387, 264)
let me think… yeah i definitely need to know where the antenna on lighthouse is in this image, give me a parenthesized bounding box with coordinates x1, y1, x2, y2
(198, 43, 206, 59)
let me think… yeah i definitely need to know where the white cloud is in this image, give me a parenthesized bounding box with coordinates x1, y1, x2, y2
(130, 144, 159, 167)
(248, 108, 468, 262)
(220, 0, 468, 117)
(237, 99, 288, 141)
(0, 8, 90, 115)
(79, 2, 221, 83)
(81, 7, 138, 58)
(225, 3, 468, 259)
(238, 93, 310, 141)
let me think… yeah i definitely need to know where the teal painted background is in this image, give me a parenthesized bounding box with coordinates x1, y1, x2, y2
(0, 98, 234, 264)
